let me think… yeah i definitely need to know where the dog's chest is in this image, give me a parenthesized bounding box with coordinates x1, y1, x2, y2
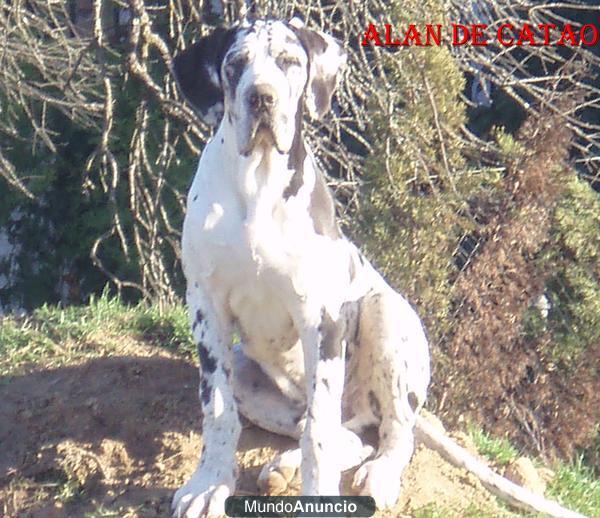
(185, 148, 342, 289)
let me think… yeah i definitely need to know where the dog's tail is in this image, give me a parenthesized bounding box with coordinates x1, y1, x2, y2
(414, 414, 585, 518)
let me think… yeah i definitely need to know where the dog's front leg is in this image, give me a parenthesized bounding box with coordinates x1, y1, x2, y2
(172, 287, 240, 518)
(299, 307, 347, 495)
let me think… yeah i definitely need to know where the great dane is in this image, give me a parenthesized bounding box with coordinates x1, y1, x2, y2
(171, 18, 430, 518)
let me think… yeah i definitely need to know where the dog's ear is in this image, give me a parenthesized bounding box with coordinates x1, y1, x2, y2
(171, 27, 237, 126)
(289, 20, 347, 120)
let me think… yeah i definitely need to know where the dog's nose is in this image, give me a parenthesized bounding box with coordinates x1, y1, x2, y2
(247, 84, 277, 114)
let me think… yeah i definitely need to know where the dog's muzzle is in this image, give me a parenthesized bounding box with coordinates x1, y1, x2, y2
(246, 84, 278, 118)
(241, 83, 286, 154)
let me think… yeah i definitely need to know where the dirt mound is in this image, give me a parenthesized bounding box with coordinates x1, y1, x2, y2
(0, 344, 513, 517)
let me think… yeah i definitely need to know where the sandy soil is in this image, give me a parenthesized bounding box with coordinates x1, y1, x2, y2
(0, 341, 512, 517)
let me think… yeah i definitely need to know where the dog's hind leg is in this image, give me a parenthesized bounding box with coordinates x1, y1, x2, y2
(350, 290, 430, 509)
(231, 344, 305, 439)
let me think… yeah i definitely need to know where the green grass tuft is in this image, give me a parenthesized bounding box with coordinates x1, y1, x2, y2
(467, 424, 520, 466)
(0, 290, 195, 376)
(547, 456, 600, 517)
(131, 303, 194, 356)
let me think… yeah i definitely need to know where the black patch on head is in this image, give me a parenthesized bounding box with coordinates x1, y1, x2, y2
(368, 390, 382, 421)
(172, 26, 238, 125)
(318, 307, 344, 361)
(197, 343, 217, 373)
(223, 53, 248, 98)
(200, 378, 211, 405)
(408, 392, 419, 413)
(309, 171, 341, 239)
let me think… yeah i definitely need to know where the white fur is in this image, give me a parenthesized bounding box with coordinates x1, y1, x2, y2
(172, 20, 430, 518)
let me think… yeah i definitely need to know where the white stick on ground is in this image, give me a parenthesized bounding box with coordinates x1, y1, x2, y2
(414, 415, 586, 518)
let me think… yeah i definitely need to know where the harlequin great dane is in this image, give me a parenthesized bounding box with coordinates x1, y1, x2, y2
(171, 18, 430, 518)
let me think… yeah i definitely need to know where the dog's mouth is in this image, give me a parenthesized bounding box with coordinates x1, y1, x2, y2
(241, 119, 287, 156)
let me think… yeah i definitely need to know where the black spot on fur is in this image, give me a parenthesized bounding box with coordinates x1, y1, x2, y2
(193, 195, 198, 202)
(200, 378, 211, 405)
(408, 392, 419, 413)
(283, 95, 307, 200)
(318, 308, 343, 361)
(197, 343, 217, 373)
(322, 378, 330, 391)
(368, 390, 382, 420)
(193, 310, 204, 331)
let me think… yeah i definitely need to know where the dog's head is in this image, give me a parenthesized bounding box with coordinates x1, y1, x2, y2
(172, 19, 346, 156)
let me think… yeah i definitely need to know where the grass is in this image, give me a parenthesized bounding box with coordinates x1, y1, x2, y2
(547, 456, 600, 518)
(413, 502, 509, 518)
(0, 289, 195, 377)
(468, 424, 600, 517)
(467, 423, 520, 466)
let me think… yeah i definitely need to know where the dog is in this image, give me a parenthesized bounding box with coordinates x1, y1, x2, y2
(170, 18, 430, 518)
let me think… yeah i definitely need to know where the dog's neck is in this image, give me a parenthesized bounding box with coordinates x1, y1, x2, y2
(216, 117, 313, 225)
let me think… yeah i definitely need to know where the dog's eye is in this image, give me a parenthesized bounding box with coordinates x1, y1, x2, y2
(224, 57, 247, 85)
(277, 55, 301, 71)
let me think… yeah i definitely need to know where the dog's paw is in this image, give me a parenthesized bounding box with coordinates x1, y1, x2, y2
(172, 473, 233, 518)
(257, 449, 302, 495)
(352, 458, 401, 509)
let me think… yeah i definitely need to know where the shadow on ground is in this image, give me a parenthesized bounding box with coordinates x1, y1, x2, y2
(0, 351, 509, 517)
(0, 355, 294, 517)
